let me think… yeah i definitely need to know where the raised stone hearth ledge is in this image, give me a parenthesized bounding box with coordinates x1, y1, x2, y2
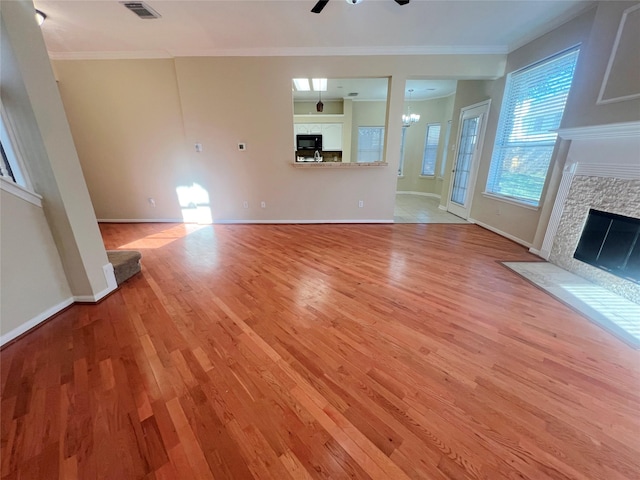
(541, 121, 640, 304)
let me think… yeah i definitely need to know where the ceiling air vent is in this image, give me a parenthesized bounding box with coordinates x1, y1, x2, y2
(121, 2, 161, 19)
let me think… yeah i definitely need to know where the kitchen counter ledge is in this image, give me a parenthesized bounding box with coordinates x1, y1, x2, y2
(292, 162, 388, 168)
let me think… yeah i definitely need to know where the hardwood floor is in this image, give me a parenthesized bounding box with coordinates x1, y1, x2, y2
(2, 223, 639, 479)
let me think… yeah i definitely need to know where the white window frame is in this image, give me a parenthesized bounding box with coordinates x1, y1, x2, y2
(438, 120, 452, 178)
(485, 46, 580, 207)
(0, 101, 31, 190)
(420, 123, 441, 176)
(398, 126, 408, 176)
(357, 126, 385, 163)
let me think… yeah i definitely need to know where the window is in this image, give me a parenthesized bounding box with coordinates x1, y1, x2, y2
(357, 127, 384, 163)
(398, 127, 407, 175)
(439, 120, 452, 178)
(0, 104, 28, 188)
(421, 123, 441, 176)
(486, 47, 580, 206)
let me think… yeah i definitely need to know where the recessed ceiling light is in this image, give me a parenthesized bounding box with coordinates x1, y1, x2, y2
(293, 78, 310, 91)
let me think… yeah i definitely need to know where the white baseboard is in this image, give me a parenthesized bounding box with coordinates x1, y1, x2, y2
(396, 191, 441, 199)
(528, 247, 547, 259)
(0, 297, 74, 346)
(98, 218, 183, 223)
(211, 219, 395, 224)
(98, 218, 395, 224)
(468, 217, 532, 248)
(438, 205, 447, 211)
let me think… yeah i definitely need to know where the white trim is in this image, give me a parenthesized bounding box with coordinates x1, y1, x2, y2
(574, 163, 640, 180)
(210, 219, 395, 225)
(47, 45, 508, 61)
(1, 100, 33, 190)
(47, 51, 174, 60)
(528, 247, 543, 257)
(557, 121, 640, 140)
(438, 205, 447, 211)
(596, 4, 640, 105)
(540, 163, 577, 260)
(100, 218, 395, 224)
(396, 191, 441, 199)
(98, 218, 184, 223)
(103, 263, 118, 292)
(0, 297, 74, 346)
(74, 285, 115, 303)
(468, 217, 533, 248)
(481, 192, 540, 211)
(0, 177, 42, 207)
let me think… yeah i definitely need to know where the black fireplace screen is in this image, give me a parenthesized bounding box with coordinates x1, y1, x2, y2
(573, 209, 640, 284)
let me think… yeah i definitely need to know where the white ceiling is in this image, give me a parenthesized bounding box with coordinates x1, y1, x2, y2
(35, 0, 594, 59)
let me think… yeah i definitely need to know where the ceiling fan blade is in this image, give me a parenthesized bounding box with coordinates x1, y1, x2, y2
(394, 0, 410, 5)
(311, 0, 330, 14)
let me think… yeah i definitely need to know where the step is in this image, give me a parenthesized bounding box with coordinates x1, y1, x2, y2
(106, 250, 142, 286)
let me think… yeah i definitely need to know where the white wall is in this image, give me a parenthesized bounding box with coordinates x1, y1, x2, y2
(52, 54, 505, 223)
(0, 189, 72, 342)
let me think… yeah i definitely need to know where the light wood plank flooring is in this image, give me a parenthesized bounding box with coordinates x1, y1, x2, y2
(1, 223, 639, 479)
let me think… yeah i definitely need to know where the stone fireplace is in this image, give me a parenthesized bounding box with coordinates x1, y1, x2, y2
(539, 121, 640, 303)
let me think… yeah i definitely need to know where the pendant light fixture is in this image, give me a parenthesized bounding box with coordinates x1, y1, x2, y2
(402, 89, 420, 127)
(316, 90, 324, 112)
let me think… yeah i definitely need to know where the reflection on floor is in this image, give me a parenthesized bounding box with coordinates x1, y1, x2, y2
(503, 261, 640, 349)
(394, 193, 468, 224)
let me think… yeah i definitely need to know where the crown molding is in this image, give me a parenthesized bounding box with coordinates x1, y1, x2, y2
(557, 121, 640, 140)
(47, 45, 508, 61)
(48, 51, 173, 60)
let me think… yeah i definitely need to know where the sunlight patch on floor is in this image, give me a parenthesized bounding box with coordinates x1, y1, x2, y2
(503, 261, 640, 348)
(118, 224, 206, 250)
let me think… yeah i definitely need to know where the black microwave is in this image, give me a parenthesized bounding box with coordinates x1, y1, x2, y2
(297, 134, 322, 151)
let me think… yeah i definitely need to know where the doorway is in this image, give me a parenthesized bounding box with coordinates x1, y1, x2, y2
(447, 100, 490, 219)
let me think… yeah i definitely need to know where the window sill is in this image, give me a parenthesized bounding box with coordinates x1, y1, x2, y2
(481, 192, 539, 211)
(397, 175, 405, 178)
(419, 175, 436, 179)
(0, 176, 42, 207)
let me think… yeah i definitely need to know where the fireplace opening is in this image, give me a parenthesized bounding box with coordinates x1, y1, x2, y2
(574, 209, 640, 284)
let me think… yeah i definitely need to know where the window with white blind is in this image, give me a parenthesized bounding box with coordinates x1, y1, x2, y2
(485, 47, 580, 206)
(439, 120, 452, 178)
(421, 123, 441, 176)
(357, 126, 385, 163)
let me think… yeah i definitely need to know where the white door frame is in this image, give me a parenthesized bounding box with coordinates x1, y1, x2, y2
(447, 100, 491, 219)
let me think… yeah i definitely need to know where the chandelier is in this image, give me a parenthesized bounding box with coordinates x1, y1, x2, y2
(402, 89, 420, 127)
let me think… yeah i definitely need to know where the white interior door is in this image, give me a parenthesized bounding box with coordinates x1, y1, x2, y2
(448, 101, 490, 219)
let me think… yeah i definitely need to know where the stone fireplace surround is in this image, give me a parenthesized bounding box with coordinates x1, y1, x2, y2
(539, 121, 640, 304)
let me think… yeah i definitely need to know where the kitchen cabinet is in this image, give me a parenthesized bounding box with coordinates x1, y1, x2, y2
(294, 123, 342, 151)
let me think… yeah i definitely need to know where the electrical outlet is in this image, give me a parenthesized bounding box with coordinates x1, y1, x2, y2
(358, 200, 364, 208)
(261, 201, 266, 208)
(238, 143, 246, 151)
(243, 201, 249, 209)
(148, 197, 156, 207)
(195, 143, 203, 152)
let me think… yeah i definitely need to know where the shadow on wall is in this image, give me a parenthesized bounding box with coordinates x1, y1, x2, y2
(176, 183, 212, 224)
